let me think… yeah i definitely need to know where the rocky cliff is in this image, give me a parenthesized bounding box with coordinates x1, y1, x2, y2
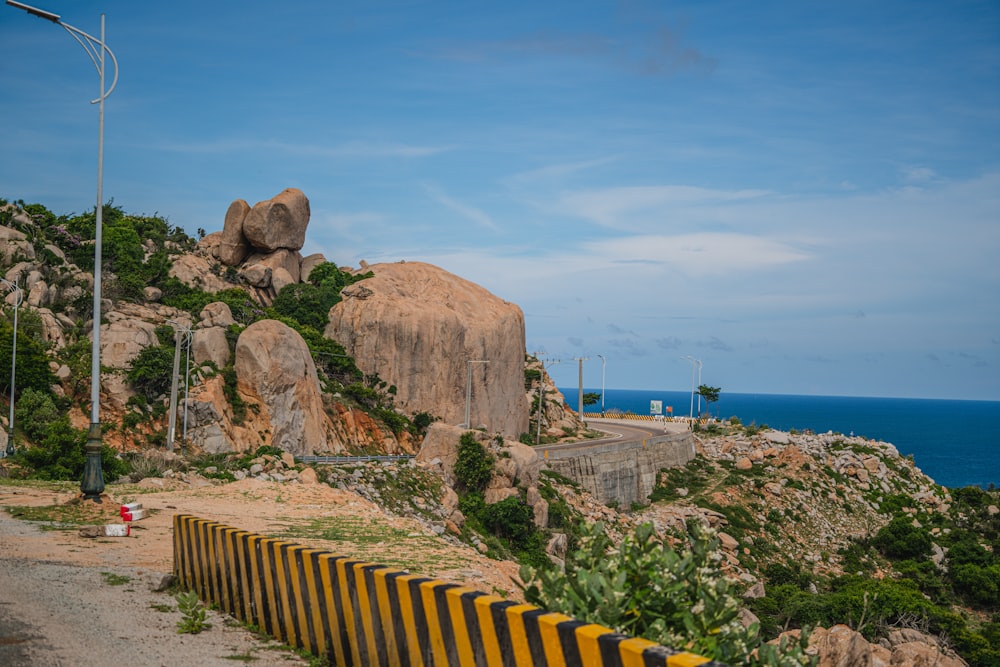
(325, 261, 530, 439)
(0, 193, 535, 456)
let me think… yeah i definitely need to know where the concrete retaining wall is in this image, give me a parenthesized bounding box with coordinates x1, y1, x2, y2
(173, 514, 721, 666)
(542, 433, 695, 507)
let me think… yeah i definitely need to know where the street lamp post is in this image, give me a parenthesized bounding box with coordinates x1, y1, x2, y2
(596, 354, 606, 416)
(573, 356, 589, 418)
(1, 279, 22, 457)
(7, 1, 121, 501)
(681, 356, 701, 424)
(463, 360, 488, 429)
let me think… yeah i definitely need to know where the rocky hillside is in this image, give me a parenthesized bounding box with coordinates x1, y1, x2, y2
(0, 193, 579, 458)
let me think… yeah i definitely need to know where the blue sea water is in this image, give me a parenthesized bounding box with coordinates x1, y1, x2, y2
(559, 388, 1000, 490)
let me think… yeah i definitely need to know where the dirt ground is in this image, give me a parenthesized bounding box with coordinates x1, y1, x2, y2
(0, 476, 522, 595)
(0, 476, 524, 666)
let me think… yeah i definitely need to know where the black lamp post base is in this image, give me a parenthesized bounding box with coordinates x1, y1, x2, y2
(80, 422, 105, 502)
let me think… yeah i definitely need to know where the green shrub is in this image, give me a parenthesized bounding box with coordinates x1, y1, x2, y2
(13, 387, 59, 443)
(454, 432, 494, 493)
(521, 522, 813, 666)
(14, 416, 126, 481)
(872, 516, 932, 561)
(481, 496, 535, 549)
(126, 344, 175, 402)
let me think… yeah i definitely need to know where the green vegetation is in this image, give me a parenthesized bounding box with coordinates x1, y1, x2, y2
(175, 590, 211, 634)
(454, 432, 494, 493)
(521, 522, 813, 666)
(696, 384, 721, 416)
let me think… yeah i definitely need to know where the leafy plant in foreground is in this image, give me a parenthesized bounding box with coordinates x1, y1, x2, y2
(520, 521, 814, 666)
(175, 590, 211, 634)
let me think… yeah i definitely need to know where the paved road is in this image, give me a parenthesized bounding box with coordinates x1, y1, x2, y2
(535, 418, 690, 456)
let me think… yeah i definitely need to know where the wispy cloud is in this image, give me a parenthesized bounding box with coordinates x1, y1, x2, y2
(555, 185, 772, 229)
(591, 233, 811, 276)
(423, 184, 498, 230)
(424, 23, 716, 77)
(148, 138, 452, 158)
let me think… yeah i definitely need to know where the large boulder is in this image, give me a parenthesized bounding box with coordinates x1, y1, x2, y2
(192, 327, 230, 368)
(234, 319, 328, 456)
(99, 312, 160, 411)
(219, 199, 251, 266)
(168, 254, 230, 293)
(300, 253, 327, 283)
(244, 249, 301, 292)
(0, 225, 34, 264)
(242, 188, 310, 252)
(325, 262, 529, 438)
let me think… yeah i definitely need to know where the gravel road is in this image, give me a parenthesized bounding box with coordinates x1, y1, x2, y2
(0, 508, 309, 667)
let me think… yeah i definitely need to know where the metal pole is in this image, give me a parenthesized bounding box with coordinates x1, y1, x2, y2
(597, 354, 605, 416)
(81, 12, 111, 501)
(575, 357, 589, 418)
(696, 360, 703, 417)
(166, 325, 182, 451)
(182, 329, 191, 449)
(5, 2, 120, 498)
(681, 356, 700, 424)
(1, 279, 22, 457)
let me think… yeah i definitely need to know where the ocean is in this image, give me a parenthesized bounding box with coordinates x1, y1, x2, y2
(559, 388, 1000, 490)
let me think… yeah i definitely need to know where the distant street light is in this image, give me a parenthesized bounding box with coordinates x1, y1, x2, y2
(574, 356, 589, 418)
(6, 1, 120, 501)
(1, 278, 23, 457)
(681, 356, 702, 423)
(463, 360, 488, 429)
(596, 354, 606, 416)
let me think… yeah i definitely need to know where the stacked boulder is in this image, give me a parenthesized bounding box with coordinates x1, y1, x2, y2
(214, 188, 311, 304)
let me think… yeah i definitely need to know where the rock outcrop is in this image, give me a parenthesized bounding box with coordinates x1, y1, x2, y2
(325, 261, 529, 439)
(234, 320, 332, 456)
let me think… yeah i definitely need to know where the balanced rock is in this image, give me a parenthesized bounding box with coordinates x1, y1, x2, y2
(219, 199, 251, 266)
(234, 319, 328, 456)
(325, 261, 529, 438)
(242, 188, 310, 252)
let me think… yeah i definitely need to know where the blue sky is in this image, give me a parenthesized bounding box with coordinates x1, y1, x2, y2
(2, 1, 998, 400)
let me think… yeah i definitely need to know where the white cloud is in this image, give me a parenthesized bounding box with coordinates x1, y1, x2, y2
(555, 185, 772, 229)
(588, 232, 811, 276)
(423, 184, 498, 230)
(147, 138, 452, 158)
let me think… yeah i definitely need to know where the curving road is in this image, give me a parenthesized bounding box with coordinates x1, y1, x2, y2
(534, 418, 690, 456)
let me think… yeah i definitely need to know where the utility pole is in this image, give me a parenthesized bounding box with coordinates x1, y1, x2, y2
(574, 356, 589, 418)
(534, 355, 560, 445)
(166, 319, 191, 451)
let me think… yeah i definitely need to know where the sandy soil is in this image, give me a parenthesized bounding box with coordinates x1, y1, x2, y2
(0, 477, 522, 666)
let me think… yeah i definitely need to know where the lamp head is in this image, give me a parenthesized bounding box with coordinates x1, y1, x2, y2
(6, 1, 61, 23)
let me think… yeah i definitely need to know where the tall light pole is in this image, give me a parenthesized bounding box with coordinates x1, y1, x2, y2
(1, 279, 22, 458)
(463, 359, 488, 429)
(596, 354, 606, 416)
(7, 1, 121, 501)
(573, 356, 589, 418)
(681, 356, 701, 423)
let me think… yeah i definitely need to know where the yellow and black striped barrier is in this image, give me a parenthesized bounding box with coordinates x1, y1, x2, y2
(173, 514, 723, 666)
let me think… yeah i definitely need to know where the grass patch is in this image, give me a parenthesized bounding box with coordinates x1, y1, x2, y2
(648, 457, 716, 503)
(101, 572, 132, 586)
(3, 500, 119, 530)
(276, 516, 468, 575)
